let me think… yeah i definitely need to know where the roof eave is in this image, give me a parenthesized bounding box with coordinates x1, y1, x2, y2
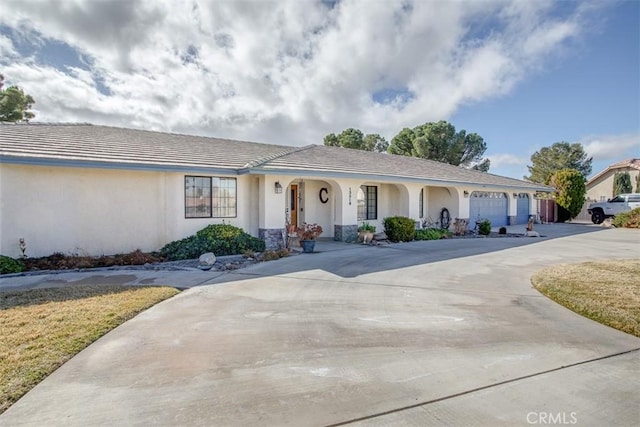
(0, 155, 239, 175)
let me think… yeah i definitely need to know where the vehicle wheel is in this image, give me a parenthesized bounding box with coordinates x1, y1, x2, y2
(591, 211, 604, 224)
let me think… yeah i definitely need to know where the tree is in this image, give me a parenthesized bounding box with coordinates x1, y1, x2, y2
(323, 128, 388, 152)
(551, 169, 586, 219)
(613, 172, 633, 195)
(0, 74, 35, 122)
(362, 133, 389, 152)
(526, 142, 592, 185)
(388, 120, 490, 171)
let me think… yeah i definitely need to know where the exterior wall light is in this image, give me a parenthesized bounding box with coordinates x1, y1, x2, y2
(275, 181, 283, 194)
(463, 190, 469, 198)
(513, 193, 518, 198)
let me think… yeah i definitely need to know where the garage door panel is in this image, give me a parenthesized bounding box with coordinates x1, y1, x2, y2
(517, 194, 530, 224)
(470, 192, 508, 226)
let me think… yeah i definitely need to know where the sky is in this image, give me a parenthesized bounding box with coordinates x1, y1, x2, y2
(0, 0, 638, 180)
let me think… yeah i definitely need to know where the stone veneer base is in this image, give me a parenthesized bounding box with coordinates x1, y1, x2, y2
(259, 228, 285, 250)
(334, 224, 358, 243)
(508, 215, 517, 225)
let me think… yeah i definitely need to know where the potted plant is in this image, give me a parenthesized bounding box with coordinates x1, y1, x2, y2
(357, 221, 376, 243)
(296, 223, 323, 253)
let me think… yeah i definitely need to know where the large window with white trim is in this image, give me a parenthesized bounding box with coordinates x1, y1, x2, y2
(357, 185, 377, 221)
(185, 176, 237, 218)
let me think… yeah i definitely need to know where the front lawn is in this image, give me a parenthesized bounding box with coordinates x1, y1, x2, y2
(532, 259, 640, 337)
(0, 285, 179, 414)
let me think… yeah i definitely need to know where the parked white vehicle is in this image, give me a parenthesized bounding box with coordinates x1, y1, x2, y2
(587, 193, 640, 224)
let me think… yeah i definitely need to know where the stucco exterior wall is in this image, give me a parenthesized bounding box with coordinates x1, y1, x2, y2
(377, 183, 401, 219)
(0, 163, 250, 258)
(299, 180, 334, 238)
(1, 164, 168, 257)
(427, 187, 459, 221)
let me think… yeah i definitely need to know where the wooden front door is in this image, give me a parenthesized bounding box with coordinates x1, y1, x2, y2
(290, 184, 298, 227)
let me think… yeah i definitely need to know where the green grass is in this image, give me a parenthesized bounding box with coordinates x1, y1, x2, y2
(532, 259, 640, 337)
(0, 285, 180, 414)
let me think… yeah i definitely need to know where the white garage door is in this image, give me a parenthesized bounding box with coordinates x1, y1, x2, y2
(470, 191, 508, 226)
(517, 194, 530, 224)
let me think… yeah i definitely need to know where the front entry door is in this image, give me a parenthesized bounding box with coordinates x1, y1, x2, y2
(290, 184, 298, 227)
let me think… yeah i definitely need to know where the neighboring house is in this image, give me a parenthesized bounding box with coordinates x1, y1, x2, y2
(573, 158, 640, 221)
(586, 158, 640, 202)
(0, 123, 551, 258)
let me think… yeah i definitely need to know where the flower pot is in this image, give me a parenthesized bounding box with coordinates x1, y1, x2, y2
(358, 231, 374, 243)
(300, 239, 316, 253)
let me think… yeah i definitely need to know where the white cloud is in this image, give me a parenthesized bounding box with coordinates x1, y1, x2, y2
(0, 34, 16, 58)
(581, 134, 640, 161)
(488, 153, 529, 169)
(0, 0, 597, 146)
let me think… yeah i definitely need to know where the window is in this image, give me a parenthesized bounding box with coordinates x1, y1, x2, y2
(357, 185, 377, 221)
(185, 176, 236, 218)
(610, 196, 625, 203)
(419, 188, 424, 218)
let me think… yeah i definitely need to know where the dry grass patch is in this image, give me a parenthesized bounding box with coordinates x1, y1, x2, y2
(0, 285, 179, 414)
(532, 259, 640, 337)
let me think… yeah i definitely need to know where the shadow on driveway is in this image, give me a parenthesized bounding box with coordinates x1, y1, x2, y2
(212, 223, 610, 281)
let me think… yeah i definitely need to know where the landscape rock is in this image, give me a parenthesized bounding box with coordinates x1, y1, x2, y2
(198, 252, 216, 266)
(526, 231, 540, 237)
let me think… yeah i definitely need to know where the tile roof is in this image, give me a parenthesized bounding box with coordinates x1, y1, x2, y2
(0, 122, 550, 190)
(0, 122, 296, 171)
(256, 144, 548, 190)
(587, 158, 640, 186)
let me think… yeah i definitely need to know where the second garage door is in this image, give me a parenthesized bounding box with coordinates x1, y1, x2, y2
(470, 191, 508, 226)
(517, 193, 530, 224)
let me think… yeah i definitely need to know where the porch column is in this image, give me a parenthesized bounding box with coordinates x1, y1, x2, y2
(458, 188, 471, 226)
(508, 192, 518, 225)
(333, 180, 360, 243)
(258, 175, 288, 249)
(404, 183, 424, 220)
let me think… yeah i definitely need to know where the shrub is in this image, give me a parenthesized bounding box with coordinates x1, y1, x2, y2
(551, 169, 586, 219)
(358, 221, 376, 233)
(383, 216, 416, 242)
(612, 208, 640, 229)
(160, 224, 266, 260)
(478, 219, 491, 235)
(22, 250, 164, 271)
(261, 250, 281, 261)
(415, 228, 451, 240)
(0, 255, 25, 274)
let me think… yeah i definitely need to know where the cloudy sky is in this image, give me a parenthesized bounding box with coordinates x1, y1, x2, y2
(1, 0, 638, 179)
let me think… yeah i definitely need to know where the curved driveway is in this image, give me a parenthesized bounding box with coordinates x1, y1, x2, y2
(2, 225, 639, 426)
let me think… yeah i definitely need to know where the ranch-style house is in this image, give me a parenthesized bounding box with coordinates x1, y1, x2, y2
(0, 123, 551, 258)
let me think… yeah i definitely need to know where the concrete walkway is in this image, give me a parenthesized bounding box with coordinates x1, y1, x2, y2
(1, 224, 639, 426)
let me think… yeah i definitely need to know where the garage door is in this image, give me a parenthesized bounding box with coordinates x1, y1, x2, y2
(517, 193, 530, 224)
(470, 191, 508, 226)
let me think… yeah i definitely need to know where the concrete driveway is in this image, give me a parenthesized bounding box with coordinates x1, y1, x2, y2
(2, 225, 639, 426)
